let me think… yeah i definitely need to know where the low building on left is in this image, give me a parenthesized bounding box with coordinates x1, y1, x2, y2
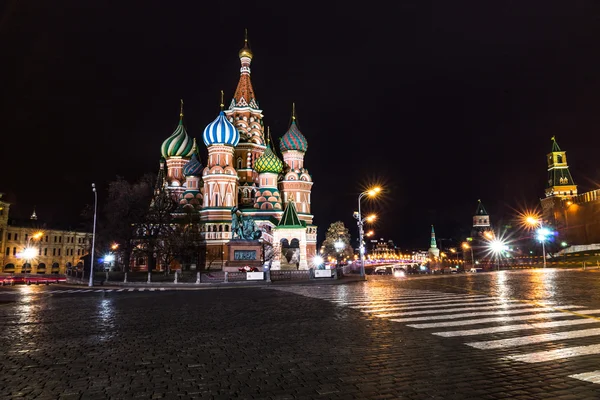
(0, 194, 93, 274)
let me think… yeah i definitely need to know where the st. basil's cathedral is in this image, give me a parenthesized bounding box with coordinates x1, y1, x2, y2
(156, 36, 317, 271)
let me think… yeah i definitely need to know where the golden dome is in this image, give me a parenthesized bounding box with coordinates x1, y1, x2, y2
(239, 42, 253, 59)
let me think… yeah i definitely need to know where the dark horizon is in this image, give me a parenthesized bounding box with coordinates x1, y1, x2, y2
(2, 1, 600, 249)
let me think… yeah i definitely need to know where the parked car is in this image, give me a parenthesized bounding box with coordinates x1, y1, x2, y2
(468, 267, 483, 273)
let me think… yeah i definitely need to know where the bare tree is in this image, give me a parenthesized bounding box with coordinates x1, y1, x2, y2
(97, 175, 154, 272)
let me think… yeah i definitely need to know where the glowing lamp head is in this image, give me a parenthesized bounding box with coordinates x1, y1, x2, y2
(312, 255, 324, 267)
(32, 232, 43, 240)
(462, 243, 470, 249)
(104, 254, 115, 263)
(488, 239, 508, 254)
(334, 241, 345, 251)
(536, 227, 552, 242)
(367, 187, 382, 197)
(21, 248, 37, 259)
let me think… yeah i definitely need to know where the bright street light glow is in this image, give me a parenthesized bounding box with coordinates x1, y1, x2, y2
(104, 254, 115, 263)
(366, 214, 377, 222)
(21, 248, 37, 259)
(312, 255, 324, 267)
(536, 227, 552, 242)
(334, 240, 345, 251)
(488, 239, 508, 254)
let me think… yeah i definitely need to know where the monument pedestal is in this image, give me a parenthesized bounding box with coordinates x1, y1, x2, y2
(224, 240, 263, 272)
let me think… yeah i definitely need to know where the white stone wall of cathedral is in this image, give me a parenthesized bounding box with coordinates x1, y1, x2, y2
(283, 150, 305, 170)
(166, 157, 188, 186)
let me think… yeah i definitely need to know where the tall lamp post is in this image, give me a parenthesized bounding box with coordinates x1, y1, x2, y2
(524, 215, 549, 269)
(354, 187, 382, 278)
(462, 242, 474, 267)
(89, 183, 98, 287)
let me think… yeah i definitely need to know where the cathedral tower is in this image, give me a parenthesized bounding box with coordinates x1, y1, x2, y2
(177, 139, 203, 214)
(160, 100, 194, 198)
(223, 32, 266, 208)
(278, 104, 313, 224)
(253, 130, 283, 212)
(201, 107, 240, 226)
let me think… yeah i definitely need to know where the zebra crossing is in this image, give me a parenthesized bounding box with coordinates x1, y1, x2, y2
(274, 286, 600, 385)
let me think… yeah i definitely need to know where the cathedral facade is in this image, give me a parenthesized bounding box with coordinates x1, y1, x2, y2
(156, 38, 317, 270)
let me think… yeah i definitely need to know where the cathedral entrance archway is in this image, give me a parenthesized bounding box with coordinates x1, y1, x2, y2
(280, 238, 300, 270)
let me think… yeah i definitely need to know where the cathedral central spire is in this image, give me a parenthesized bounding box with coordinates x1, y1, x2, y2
(232, 30, 258, 109)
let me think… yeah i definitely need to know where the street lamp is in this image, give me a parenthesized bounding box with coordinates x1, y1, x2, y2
(355, 187, 382, 277)
(488, 238, 507, 271)
(536, 227, 551, 269)
(462, 242, 474, 266)
(523, 215, 548, 269)
(334, 240, 345, 268)
(89, 183, 98, 287)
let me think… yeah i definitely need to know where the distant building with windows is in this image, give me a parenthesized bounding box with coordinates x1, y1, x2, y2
(0, 195, 93, 274)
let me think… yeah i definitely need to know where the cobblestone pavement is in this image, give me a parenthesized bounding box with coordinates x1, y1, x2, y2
(2, 269, 600, 399)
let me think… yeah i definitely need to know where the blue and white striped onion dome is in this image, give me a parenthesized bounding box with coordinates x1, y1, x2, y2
(161, 120, 194, 158)
(183, 150, 203, 176)
(203, 111, 240, 147)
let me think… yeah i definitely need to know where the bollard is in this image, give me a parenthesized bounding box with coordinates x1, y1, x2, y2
(266, 270, 271, 283)
(106, 271, 109, 282)
(147, 272, 151, 283)
(196, 272, 201, 284)
(583, 262, 586, 270)
(224, 271, 229, 283)
(334, 268, 339, 280)
(174, 271, 178, 284)
(124, 272, 127, 283)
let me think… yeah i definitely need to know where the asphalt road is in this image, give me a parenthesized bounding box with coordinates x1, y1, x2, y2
(2, 269, 600, 399)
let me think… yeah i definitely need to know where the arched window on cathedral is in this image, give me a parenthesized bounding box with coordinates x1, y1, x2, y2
(214, 194, 219, 206)
(237, 158, 243, 169)
(557, 155, 563, 163)
(224, 225, 229, 232)
(218, 225, 223, 232)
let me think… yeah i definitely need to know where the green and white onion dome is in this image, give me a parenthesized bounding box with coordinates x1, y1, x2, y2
(161, 119, 194, 158)
(279, 121, 308, 153)
(203, 111, 240, 147)
(255, 144, 283, 174)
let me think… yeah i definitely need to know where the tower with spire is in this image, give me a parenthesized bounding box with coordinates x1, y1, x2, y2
(428, 225, 440, 259)
(544, 136, 577, 198)
(160, 99, 194, 198)
(223, 31, 267, 208)
(541, 136, 579, 234)
(200, 101, 240, 229)
(471, 199, 491, 237)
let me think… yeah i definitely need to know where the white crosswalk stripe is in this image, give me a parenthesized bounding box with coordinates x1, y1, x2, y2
(407, 312, 578, 329)
(433, 318, 600, 337)
(385, 305, 585, 322)
(569, 370, 600, 384)
(362, 300, 526, 314)
(467, 327, 600, 349)
(349, 295, 493, 309)
(505, 344, 600, 363)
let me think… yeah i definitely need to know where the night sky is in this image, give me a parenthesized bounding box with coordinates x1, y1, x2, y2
(2, 1, 600, 249)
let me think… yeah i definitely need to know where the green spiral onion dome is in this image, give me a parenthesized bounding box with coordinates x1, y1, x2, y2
(254, 143, 283, 174)
(161, 117, 194, 158)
